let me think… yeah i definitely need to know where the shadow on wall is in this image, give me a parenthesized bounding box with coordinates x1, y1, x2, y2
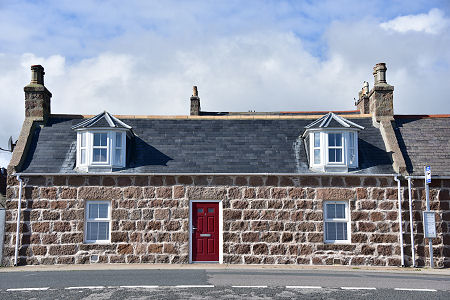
(0, 168, 6, 208)
(128, 136, 173, 168)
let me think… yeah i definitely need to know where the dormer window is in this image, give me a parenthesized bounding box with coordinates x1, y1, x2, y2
(72, 111, 132, 172)
(303, 113, 364, 172)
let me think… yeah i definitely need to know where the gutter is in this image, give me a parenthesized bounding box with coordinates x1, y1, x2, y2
(14, 175, 23, 266)
(393, 175, 405, 267)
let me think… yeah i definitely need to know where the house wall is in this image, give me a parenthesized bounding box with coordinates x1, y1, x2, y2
(2, 175, 449, 267)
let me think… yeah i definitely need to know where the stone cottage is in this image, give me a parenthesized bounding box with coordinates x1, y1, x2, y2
(2, 63, 449, 267)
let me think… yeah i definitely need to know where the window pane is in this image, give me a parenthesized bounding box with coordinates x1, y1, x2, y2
(325, 222, 336, 240)
(87, 222, 99, 241)
(81, 149, 86, 164)
(335, 149, 342, 162)
(115, 132, 122, 147)
(81, 132, 86, 147)
(314, 149, 320, 164)
(335, 204, 345, 218)
(208, 208, 214, 213)
(98, 222, 109, 240)
(94, 133, 107, 146)
(349, 148, 355, 165)
(89, 204, 98, 219)
(328, 133, 336, 146)
(329, 149, 336, 162)
(335, 133, 342, 146)
(115, 149, 122, 165)
(314, 132, 320, 147)
(98, 204, 108, 218)
(336, 222, 346, 240)
(93, 149, 107, 162)
(198, 208, 203, 213)
(326, 204, 335, 219)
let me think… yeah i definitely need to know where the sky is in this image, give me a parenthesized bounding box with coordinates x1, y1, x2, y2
(0, 0, 449, 167)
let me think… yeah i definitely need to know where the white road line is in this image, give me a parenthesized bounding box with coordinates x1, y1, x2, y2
(286, 286, 322, 289)
(173, 285, 215, 288)
(120, 285, 159, 289)
(341, 287, 377, 290)
(6, 287, 50, 291)
(65, 286, 105, 290)
(232, 285, 268, 288)
(394, 288, 437, 292)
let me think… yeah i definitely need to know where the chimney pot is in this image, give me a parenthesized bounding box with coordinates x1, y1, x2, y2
(375, 62, 387, 84)
(363, 81, 369, 95)
(193, 86, 198, 97)
(30, 65, 45, 85)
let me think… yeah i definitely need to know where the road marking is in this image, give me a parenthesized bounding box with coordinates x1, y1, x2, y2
(174, 285, 215, 288)
(341, 287, 377, 290)
(232, 285, 268, 288)
(120, 285, 159, 289)
(65, 286, 105, 290)
(394, 288, 437, 292)
(6, 287, 50, 291)
(286, 286, 322, 289)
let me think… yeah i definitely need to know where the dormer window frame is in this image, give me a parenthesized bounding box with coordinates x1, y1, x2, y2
(308, 129, 359, 172)
(75, 128, 127, 170)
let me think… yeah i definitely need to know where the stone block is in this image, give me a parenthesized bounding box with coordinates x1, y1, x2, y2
(316, 188, 355, 200)
(154, 209, 170, 220)
(187, 187, 226, 200)
(123, 187, 143, 199)
(156, 187, 172, 199)
(148, 244, 163, 253)
(78, 187, 122, 200)
(288, 188, 304, 199)
(118, 244, 133, 255)
(173, 186, 185, 199)
(272, 188, 287, 199)
(53, 221, 72, 232)
(48, 245, 77, 255)
(252, 243, 268, 255)
(68, 176, 85, 186)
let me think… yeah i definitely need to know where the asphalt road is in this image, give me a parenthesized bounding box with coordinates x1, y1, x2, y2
(0, 268, 448, 299)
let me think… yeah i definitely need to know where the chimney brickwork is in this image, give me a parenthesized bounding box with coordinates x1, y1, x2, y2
(190, 86, 201, 116)
(24, 65, 52, 122)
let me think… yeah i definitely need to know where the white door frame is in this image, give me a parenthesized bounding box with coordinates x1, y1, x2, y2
(189, 200, 223, 264)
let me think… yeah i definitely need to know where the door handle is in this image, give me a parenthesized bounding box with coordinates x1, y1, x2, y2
(192, 227, 197, 230)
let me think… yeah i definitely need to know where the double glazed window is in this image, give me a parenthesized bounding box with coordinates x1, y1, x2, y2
(85, 201, 111, 243)
(324, 201, 349, 243)
(309, 131, 358, 170)
(76, 131, 126, 169)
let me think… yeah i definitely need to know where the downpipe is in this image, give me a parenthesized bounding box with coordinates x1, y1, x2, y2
(407, 178, 416, 267)
(14, 175, 23, 266)
(394, 175, 405, 267)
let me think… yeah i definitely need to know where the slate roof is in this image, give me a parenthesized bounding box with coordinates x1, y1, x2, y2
(20, 115, 394, 174)
(394, 116, 450, 176)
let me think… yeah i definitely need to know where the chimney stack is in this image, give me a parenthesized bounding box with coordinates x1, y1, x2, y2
(356, 81, 370, 114)
(369, 62, 394, 120)
(24, 65, 52, 122)
(190, 86, 201, 116)
(356, 63, 394, 119)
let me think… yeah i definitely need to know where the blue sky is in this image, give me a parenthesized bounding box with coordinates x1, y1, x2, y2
(0, 0, 449, 166)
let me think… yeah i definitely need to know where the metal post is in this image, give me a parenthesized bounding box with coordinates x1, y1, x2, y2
(407, 178, 415, 267)
(425, 180, 434, 268)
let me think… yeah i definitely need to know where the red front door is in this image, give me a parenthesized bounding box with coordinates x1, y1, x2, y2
(192, 202, 219, 262)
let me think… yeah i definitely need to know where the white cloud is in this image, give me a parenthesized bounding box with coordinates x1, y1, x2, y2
(0, 2, 449, 170)
(380, 8, 449, 34)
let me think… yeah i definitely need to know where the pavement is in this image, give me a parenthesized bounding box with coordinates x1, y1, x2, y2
(1, 263, 449, 275)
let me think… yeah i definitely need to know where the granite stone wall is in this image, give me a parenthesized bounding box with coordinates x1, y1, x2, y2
(2, 175, 449, 267)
